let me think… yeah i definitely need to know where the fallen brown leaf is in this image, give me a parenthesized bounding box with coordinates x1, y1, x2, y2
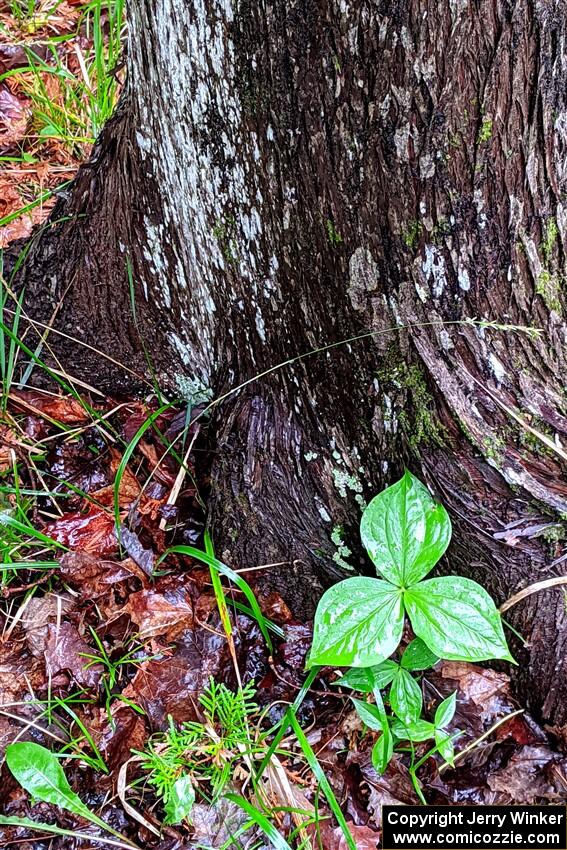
(315, 821, 379, 850)
(487, 745, 567, 804)
(122, 626, 231, 729)
(88, 704, 147, 771)
(440, 661, 512, 723)
(120, 587, 193, 641)
(0, 84, 29, 146)
(10, 388, 91, 424)
(45, 504, 117, 555)
(22, 592, 76, 658)
(58, 550, 147, 598)
(44, 621, 103, 689)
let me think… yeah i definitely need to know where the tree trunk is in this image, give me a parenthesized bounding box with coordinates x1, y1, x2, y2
(18, 0, 567, 724)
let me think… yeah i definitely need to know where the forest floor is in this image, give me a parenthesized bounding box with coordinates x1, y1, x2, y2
(1, 4, 567, 850)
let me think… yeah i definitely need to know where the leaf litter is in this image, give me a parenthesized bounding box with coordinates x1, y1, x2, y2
(0, 384, 566, 848)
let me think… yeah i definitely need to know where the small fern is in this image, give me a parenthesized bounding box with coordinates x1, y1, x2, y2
(138, 678, 260, 824)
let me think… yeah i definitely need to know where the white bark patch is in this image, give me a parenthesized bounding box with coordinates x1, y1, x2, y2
(458, 266, 471, 291)
(348, 247, 379, 310)
(488, 353, 506, 384)
(129, 0, 276, 380)
(394, 123, 411, 160)
(422, 244, 447, 300)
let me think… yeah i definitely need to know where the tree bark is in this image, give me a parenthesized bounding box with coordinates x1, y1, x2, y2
(18, 0, 567, 724)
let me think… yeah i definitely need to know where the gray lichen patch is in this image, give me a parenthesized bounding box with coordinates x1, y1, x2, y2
(331, 525, 354, 571)
(175, 374, 214, 406)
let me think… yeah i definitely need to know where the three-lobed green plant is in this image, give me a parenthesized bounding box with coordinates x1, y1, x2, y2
(308, 470, 512, 782)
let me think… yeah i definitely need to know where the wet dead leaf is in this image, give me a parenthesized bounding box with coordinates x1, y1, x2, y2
(92, 448, 141, 508)
(315, 821, 379, 850)
(487, 745, 567, 803)
(88, 704, 147, 771)
(190, 797, 248, 848)
(44, 620, 103, 688)
(120, 586, 193, 640)
(0, 178, 31, 246)
(10, 389, 91, 424)
(0, 84, 28, 146)
(22, 592, 76, 658)
(118, 527, 155, 576)
(440, 661, 512, 723)
(0, 43, 50, 72)
(0, 649, 45, 757)
(58, 551, 147, 599)
(122, 627, 231, 729)
(45, 504, 117, 555)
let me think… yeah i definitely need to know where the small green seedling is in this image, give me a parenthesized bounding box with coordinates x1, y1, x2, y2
(308, 471, 512, 793)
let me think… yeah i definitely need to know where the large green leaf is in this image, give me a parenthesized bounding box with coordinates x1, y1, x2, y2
(4, 742, 129, 844)
(404, 577, 513, 662)
(389, 668, 423, 725)
(308, 577, 404, 668)
(360, 470, 451, 586)
(5, 742, 92, 820)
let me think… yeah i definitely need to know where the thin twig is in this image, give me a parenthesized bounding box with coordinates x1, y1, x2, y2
(500, 576, 567, 613)
(438, 709, 524, 773)
(158, 429, 199, 531)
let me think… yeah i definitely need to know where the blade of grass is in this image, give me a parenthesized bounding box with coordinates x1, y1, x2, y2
(224, 794, 294, 850)
(159, 544, 273, 652)
(256, 667, 320, 781)
(0, 514, 67, 550)
(0, 816, 140, 850)
(113, 402, 175, 540)
(289, 712, 356, 850)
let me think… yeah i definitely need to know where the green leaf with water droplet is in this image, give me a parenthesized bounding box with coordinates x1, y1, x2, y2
(360, 470, 451, 586)
(308, 577, 404, 668)
(404, 577, 513, 662)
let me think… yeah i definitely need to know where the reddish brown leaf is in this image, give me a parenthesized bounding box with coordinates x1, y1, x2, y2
(92, 448, 141, 508)
(122, 628, 231, 728)
(10, 388, 90, 424)
(58, 551, 147, 599)
(45, 504, 117, 555)
(87, 705, 147, 771)
(45, 621, 103, 688)
(119, 587, 193, 640)
(0, 179, 31, 246)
